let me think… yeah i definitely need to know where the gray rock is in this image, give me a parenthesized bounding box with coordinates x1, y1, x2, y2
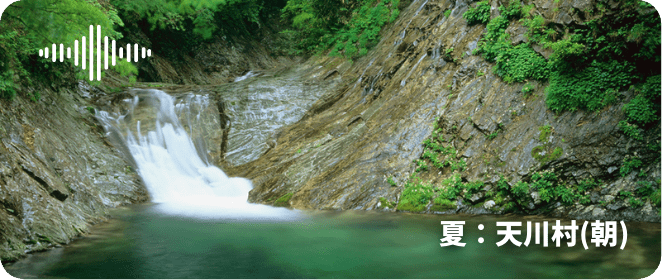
(470, 192, 485, 203)
(607, 201, 626, 211)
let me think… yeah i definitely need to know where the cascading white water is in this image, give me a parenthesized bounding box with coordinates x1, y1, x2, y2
(233, 71, 259, 82)
(97, 89, 297, 220)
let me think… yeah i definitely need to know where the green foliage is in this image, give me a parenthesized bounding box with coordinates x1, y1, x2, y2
(545, 34, 586, 66)
(28, 92, 41, 103)
(397, 179, 433, 212)
(1, 0, 123, 99)
(483, 172, 598, 211)
(538, 125, 552, 142)
(431, 174, 483, 205)
(640, 74, 661, 100)
(0, 71, 17, 99)
(522, 83, 534, 95)
(112, 0, 264, 39)
(545, 1, 660, 113)
(530, 172, 589, 206)
(431, 197, 455, 212)
(471, 0, 660, 127)
(474, 16, 509, 62)
(532, 125, 562, 164)
(522, 15, 547, 42)
(114, 60, 138, 85)
(419, 124, 465, 172)
(472, 13, 549, 84)
(498, 0, 522, 20)
(618, 121, 643, 140)
(619, 190, 634, 199)
(463, 1, 491, 25)
(577, 178, 599, 193)
(521, 3, 534, 16)
(0, 0, 173, 99)
(443, 9, 451, 18)
(438, 173, 463, 199)
(621, 75, 661, 126)
(511, 181, 529, 199)
(651, 188, 661, 207)
(546, 61, 634, 112)
(636, 181, 655, 197)
(450, 158, 467, 172)
(4, 0, 122, 46)
(620, 157, 642, 177)
(531, 146, 562, 163)
(378, 197, 396, 209)
(283, 0, 399, 58)
(494, 43, 549, 83)
(387, 176, 397, 187)
(463, 180, 484, 198)
(623, 94, 659, 125)
(274, 192, 294, 207)
(415, 159, 428, 172)
(622, 75, 661, 129)
(629, 197, 644, 207)
(617, 189, 646, 208)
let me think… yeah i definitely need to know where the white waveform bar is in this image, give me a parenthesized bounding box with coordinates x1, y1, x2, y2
(37, 25, 152, 81)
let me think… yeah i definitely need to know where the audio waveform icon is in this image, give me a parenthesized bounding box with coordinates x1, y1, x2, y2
(38, 25, 152, 81)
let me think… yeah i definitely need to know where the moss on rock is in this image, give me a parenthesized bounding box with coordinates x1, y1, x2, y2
(273, 193, 294, 207)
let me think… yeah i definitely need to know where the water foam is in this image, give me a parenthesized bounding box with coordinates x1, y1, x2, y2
(97, 89, 298, 220)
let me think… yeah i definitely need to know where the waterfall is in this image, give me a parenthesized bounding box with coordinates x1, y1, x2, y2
(97, 89, 296, 220)
(234, 71, 259, 82)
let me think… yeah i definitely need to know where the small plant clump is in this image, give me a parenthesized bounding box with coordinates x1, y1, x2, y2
(28, 92, 41, 103)
(531, 146, 563, 163)
(498, 0, 522, 20)
(522, 83, 534, 95)
(538, 125, 552, 143)
(620, 156, 643, 177)
(397, 179, 434, 212)
(387, 176, 397, 187)
(378, 197, 397, 209)
(274, 193, 294, 207)
(486, 124, 503, 140)
(431, 197, 456, 212)
(463, 1, 491, 25)
(618, 190, 644, 208)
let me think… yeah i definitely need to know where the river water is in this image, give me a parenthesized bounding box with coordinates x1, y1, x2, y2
(4, 208, 660, 278)
(3, 89, 660, 278)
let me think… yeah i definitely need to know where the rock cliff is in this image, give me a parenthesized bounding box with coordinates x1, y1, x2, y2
(227, 0, 660, 223)
(1, 0, 659, 263)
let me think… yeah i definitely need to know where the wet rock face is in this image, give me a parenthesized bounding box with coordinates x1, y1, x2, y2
(206, 65, 344, 167)
(230, 0, 659, 223)
(0, 87, 147, 262)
